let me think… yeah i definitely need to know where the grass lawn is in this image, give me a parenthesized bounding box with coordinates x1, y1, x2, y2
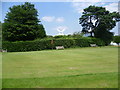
(2, 46, 118, 88)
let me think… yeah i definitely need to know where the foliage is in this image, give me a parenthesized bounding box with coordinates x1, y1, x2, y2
(3, 37, 105, 52)
(54, 35, 67, 38)
(0, 21, 1, 39)
(46, 35, 54, 38)
(79, 5, 120, 45)
(3, 40, 50, 52)
(113, 36, 120, 45)
(54, 39, 75, 48)
(0, 21, 1, 49)
(37, 24, 46, 38)
(94, 26, 114, 45)
(72, 31, 84, 38)
(2, 2, 46, 41)
(52, 32, 84, 39)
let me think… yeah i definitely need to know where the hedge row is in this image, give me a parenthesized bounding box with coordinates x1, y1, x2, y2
(2, 38, 105, 52)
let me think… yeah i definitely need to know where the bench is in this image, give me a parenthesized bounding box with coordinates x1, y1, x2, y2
(90, 44, 97, 47)
(0, 49, 7, 52)
(56, 46, 64, 50)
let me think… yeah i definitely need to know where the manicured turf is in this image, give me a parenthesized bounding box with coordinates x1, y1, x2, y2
(0, 53, 2, 89)
(2, 46, 118, 88)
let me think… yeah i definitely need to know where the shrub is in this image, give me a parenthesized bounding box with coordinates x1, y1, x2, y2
(53, 39, 75, 48)
(54, 35, 67, 39)
(113, 36, 120, 45)
(3, 40, 51, 52)
(2, 37, 105, 52)
(89, 38, 105, 46)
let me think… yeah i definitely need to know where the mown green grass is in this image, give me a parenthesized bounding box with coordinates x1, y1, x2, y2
(2, 46, 118, 88)
(0, 52, 2, 89)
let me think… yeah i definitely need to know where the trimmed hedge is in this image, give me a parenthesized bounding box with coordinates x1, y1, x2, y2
(2, 38, 105, 52)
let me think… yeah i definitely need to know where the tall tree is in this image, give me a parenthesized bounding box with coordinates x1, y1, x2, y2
(0, 22, 1, 40)
(0, 21, 1, 40)
(3, 2, 46, 41)
(79, 6, 120, 45)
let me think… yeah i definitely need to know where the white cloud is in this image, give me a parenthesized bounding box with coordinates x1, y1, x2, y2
(71, 0, 119, 2)
(72, 2, 96, 13)
(56, 17, 64, 22)
(72, 0, 102, 2)
(1, 0, 119, 2)
(42, 16, 65, 22)
(72, 2, 118, 14)
(42, 16, 55, 22)
(104, 3, 118, 12)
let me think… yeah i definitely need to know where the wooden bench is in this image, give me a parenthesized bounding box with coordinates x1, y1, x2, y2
(56, 46, 64, 50)
(90, 44, 97, 47)
(0, 49, 7, 52)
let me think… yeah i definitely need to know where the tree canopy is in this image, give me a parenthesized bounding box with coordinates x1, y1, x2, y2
(0, 21, 1, 37)
(79, 5, 120, 45)
(0, 21, 1, 41)
(3, 2, 46, 41)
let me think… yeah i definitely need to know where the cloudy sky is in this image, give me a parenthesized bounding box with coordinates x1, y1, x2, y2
(1, 0, 119, 36)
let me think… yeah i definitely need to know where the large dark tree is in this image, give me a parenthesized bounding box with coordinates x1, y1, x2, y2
(0, 21, 2, 49)
(79, 5, 120, 45)
(3, 2, 46, 41)
(0, 21, 1, 40)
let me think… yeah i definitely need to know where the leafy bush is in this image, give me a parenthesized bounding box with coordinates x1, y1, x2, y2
(53, 39, 75, 48)
(2, 37, 105, 52)
(89, 38, 105, 46)
(54, 35, 68, 39)
(113, 36, 120, 45)
(3, 40, 51, 52)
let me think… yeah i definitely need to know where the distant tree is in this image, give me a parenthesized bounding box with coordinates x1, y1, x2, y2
(54, 35, 66, 38)
(3, 2, 46, 41)
(72, 31, 83, 38)
(46, 35, 54, 39)
(113, 36, 120, 45)
(79, 5, 120, 45)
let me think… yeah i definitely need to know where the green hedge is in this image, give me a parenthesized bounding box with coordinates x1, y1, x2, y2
(2, 38, 105, 52)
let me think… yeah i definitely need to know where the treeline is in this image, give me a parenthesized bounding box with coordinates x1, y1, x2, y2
(1, 2, 120, 52)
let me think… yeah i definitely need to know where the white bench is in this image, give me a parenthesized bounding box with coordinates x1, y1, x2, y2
(90, 44, 97, 47)
(56, 46, 64, 50)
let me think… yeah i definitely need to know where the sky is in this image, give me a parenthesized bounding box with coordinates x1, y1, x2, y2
(1, 0, 120, 36)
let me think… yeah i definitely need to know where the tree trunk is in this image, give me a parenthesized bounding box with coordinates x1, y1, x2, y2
(117, 43, 119, 46)
(90, 32, 93, 37)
